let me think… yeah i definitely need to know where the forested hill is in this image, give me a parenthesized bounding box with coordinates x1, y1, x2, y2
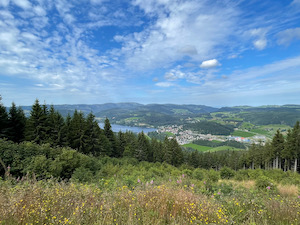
(16, 103, 300, 127)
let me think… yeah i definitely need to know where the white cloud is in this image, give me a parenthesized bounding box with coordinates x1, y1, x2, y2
(253, 38, 267, 50)
(200, 59, 221, 69)
(12, 0, 31, 9)
(155, 82, 174, 87)
(277, 27, 300, 45)
(119, 0, 238, 70)
(0, 0, 10, 7)
(248, 28, 268, 50)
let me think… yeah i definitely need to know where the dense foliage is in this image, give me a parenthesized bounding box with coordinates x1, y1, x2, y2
(1, 97, 300, 177)
(183, 121, 234, 135)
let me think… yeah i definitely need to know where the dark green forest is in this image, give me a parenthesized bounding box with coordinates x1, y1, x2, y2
(0, 97, 300, 181)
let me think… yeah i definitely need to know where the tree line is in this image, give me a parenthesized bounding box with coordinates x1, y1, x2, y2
(184, 122, 300, 173)
(1, 96, 300, 179)
(0, 98, 184, 170)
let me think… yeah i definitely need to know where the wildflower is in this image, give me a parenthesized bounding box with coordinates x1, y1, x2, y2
(137, 178, 141, 183)
(182, 174, 185, 178)
(204, 181, 206, 184)
(217, 192, 221, 195)
(150, 180, 154, 185)
(266, 186, 271, 190)
(191, 184, 195, 187)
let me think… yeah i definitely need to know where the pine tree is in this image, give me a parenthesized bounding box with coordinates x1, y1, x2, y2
(169, 138, 183, 167)
(271, 129, 285, 169)
(25, 99, 48, 144)
(103, 118, 116, 157)
(84, 113, 104, 156)
(7, 102, 26, 142)
(122, 131, 137, 157)
(163, 137, 172, 164)
(0, 96, 8, 139)
(292, 121, 300, 172)
(135, 131, 150, 161)
(68, 110, 88, 152)
(47, 105, 65, 146)
(282, 129, 294, 171)
(151, 138, 164, 163)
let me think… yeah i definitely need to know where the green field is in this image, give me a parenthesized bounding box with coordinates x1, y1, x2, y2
(165, 131, 175, 136)
(183, 143, 244, 152)
(183, 143, 212, 152)
(232, 130, 256, 137)
(209, 146, 244, 152)
(250, 128, 269, 136)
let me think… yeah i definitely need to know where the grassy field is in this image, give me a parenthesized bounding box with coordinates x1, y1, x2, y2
(1, 171, 300, 225)
(183, 144, 244, 152)
(208, 146, 244, 152)
(183, 143, 212, 152)
(250, 128, 270, 136)
(232, 130, 256, 137)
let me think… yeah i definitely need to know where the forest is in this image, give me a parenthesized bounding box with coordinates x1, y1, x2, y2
(1, 97, 300, 224)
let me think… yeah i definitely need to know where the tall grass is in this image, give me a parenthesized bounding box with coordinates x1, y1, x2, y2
(0, 176, 299, 225)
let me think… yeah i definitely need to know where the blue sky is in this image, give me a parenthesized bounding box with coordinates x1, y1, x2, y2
(0, 0, 300, 107)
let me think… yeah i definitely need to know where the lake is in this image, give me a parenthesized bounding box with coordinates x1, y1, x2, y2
(98, 123, 157, 134)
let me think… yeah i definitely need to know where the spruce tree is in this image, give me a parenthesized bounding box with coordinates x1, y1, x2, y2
(47, 105, 65, 146)
(135, 131, 150, 161)
(0, 96, 8, 139)
(271, 129, 285, 169)
(25, 99, 48, 144)
(7, 102, 26, 142)
(103, 118, 116, 157)
(68, 110, 88, 152)
(84, 113, 104, 156)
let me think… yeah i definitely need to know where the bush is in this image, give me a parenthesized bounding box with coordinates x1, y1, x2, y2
(192, 168, 205, 180)
(264, 169, 286, 183)
(234, 170, 250, 181)
(206, 169, 220, 183)
(72, 167, 94, 183)
(220, 167, 235, 179)
(255, 175, 276, 190)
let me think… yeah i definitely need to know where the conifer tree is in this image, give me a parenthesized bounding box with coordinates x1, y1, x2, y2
(0, 96, 8, 139)
(135, 131, 150, 161)
(271, 129, 285, 169)
(151, 138, 164, 162)
(25, 99, 48, 144)
(122, 131, 137, 157)
(163, 137, 172, 164)
(169, 138, 183, 167)
(47, 105, 65, 146)
(7, 102, 26, 142)
(68, 110, 88, 153)
(84, 113, 105, 156)
(292, 122, 300, 172)
(103, 118, 116, 157)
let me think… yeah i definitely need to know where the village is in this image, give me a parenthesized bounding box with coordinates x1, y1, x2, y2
(157, 125, 267, 145)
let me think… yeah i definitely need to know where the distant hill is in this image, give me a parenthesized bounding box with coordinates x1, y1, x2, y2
(17, 103, 300, 127)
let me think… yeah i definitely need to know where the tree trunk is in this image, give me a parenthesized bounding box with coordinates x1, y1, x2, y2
(276, 156, 279, 169)
(294, 158, 298, 173)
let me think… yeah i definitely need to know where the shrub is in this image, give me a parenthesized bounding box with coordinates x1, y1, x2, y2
(220, 167, 235, 179)
(72, 167, 94, 183)
(192, 168, 205, 180)
(206, 169, 220, 183)
(255, 175, 276, 190)
(234, 170, 250, 181)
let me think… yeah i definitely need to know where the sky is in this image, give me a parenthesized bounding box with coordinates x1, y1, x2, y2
(0, 0, 300, 107)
